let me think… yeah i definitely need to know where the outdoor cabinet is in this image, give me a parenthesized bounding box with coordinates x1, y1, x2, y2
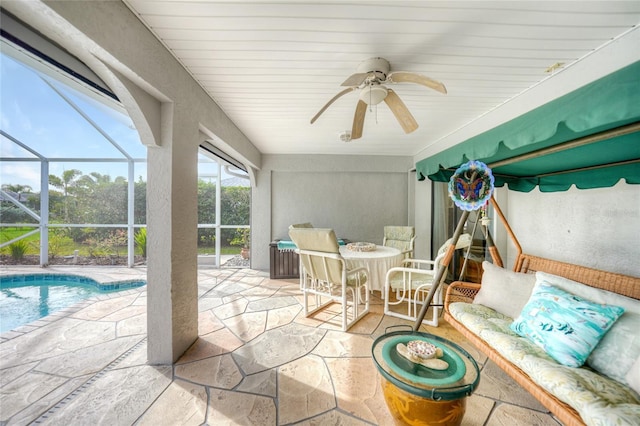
(269, 241, 300, 279)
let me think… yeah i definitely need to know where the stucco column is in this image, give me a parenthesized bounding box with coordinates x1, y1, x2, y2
(146, 104, 199, 364)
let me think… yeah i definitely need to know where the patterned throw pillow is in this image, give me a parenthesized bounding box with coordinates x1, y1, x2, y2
(511, 282, 625, 367)
(535, 271, 640, 383)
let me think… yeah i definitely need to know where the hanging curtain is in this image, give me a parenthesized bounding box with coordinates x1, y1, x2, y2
(431, 181, 449, 257)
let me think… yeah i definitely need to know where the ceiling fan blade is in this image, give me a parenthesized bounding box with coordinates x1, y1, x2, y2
(387, 71, 447, 94)
(310, 87, 356, 124)
(351, 100, 367, 140)
(341, 72, 371, 87)
(384, 89, 418, 134)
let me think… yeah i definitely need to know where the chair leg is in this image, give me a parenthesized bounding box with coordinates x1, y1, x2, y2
(407, 285, 442, 327)
(383, 282, 390, 315)
(301, 277, 370, 332)
(341, 281, 370, 332)
(342, 287, 349, 331)
(384, 285, 408, 315)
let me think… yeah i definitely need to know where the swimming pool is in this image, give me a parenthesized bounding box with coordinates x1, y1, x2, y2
(0, 274, 146, 333)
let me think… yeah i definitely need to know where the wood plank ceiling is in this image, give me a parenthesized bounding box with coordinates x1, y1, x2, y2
(123, 1, 640, 157)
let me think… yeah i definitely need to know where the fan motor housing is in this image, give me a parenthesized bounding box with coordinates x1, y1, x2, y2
(357, 57, 390, 80)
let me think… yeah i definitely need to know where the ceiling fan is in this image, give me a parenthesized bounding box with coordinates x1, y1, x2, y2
(310, 57, 447, 140)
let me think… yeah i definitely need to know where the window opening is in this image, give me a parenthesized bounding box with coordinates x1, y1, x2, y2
(1, 33, 146, 267)
(197, 148, 250, 269)
(431, 181, 487, 283)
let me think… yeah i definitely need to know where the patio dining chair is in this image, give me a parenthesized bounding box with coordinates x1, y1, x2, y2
(384, 233, 472, 326)
(289, 222, 314, 229)
(383, 226, 416, 259)
(289, 227, 369, 331)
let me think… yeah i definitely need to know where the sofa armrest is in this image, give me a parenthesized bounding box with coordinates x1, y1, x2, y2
(444, 281, 481, 309)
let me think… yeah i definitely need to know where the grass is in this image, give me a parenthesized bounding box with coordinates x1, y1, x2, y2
(2, 227, 241, 257)
(1, 227, 40, 244)
(198, 246, 240, 255)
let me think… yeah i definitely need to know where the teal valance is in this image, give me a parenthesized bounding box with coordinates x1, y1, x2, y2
(416, 60, 640, 192)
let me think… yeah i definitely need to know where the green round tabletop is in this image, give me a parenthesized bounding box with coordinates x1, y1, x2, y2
(372, 329, 480, 401)
(381, 334, 467, 387)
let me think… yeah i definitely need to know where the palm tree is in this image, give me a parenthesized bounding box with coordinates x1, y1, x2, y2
(49, 169, 83, 222)
(1, 183, 33, 194)
(89, 172, 112, 184)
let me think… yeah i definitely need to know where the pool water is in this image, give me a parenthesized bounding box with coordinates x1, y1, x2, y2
(0, 274, 146, 333)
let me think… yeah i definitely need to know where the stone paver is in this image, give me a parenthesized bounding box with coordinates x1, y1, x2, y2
(223, 310, 268, 342)
(175, 353, 242, 388)
(1, 371, 69, 421)
(0, 266, 561, 425)
(235, 369, 277, 398)
(312, 329, 373, 357)
(35, 335, 144, 377)
(326, 357, 393, 425)
(177, 328, 244, 363)
(232, 322, 326, 375)
(487, 402, 560, 425)
(38, 365, 172, 425)
(477, 360, 549, 411)
(207, 388, 276, 425)
(137, 379, 207, 426)
(277, 355, 335, 424)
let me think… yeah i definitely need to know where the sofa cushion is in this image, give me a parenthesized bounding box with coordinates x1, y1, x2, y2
(473, 261, 536, 318)
(627, 356, 640, 396)
(449, 302, 640, 426)
(537, 272, 640, 385)
(511, 282, 624, 368)
(588, 312, 640, 384)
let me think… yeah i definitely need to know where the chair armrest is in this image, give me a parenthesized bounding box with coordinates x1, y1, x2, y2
(385, 267, 437, 292)
(386, 266, 436, 277)
(444, 281, 481, 310)
(401, 258, 437, 269)
(347, 266, 369, 276)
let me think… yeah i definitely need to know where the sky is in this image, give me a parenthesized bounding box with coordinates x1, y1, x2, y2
(1, 49, 146, 192)
(1, 49, 245, 193)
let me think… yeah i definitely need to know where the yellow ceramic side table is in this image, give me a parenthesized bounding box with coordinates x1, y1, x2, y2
(372, 330, 480, 426)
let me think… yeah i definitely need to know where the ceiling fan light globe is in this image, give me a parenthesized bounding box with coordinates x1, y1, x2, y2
(360, 85, 388, 105)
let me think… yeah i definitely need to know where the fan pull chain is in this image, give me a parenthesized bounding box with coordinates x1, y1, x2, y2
(366, 86, 378, 123)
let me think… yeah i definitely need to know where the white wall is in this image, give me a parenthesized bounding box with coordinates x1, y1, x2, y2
(413, 175, 433, 260)
(411, 180, 640, 278)
(251, 154, 414, 271)
(504, 182, 640, 277)
(272, 171, 407, 242)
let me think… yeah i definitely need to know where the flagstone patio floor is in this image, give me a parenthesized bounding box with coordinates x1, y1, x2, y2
(0, 266, 561, 425)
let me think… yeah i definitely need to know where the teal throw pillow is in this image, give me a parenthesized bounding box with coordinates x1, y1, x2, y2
(511, 282, 624, 368)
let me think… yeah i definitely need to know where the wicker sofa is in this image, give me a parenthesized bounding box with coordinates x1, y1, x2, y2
(444, 253, 640, 426)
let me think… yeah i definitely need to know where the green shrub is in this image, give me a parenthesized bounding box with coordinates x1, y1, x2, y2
(84, 236, 111, 258)
(230, 228, 250, 248)
(87, 243, 111, 258)
(104, 229, 127, 257)
(134, 227, 147, 258)
(9, 239, 30, 260)
(48, 229, 74, 259)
